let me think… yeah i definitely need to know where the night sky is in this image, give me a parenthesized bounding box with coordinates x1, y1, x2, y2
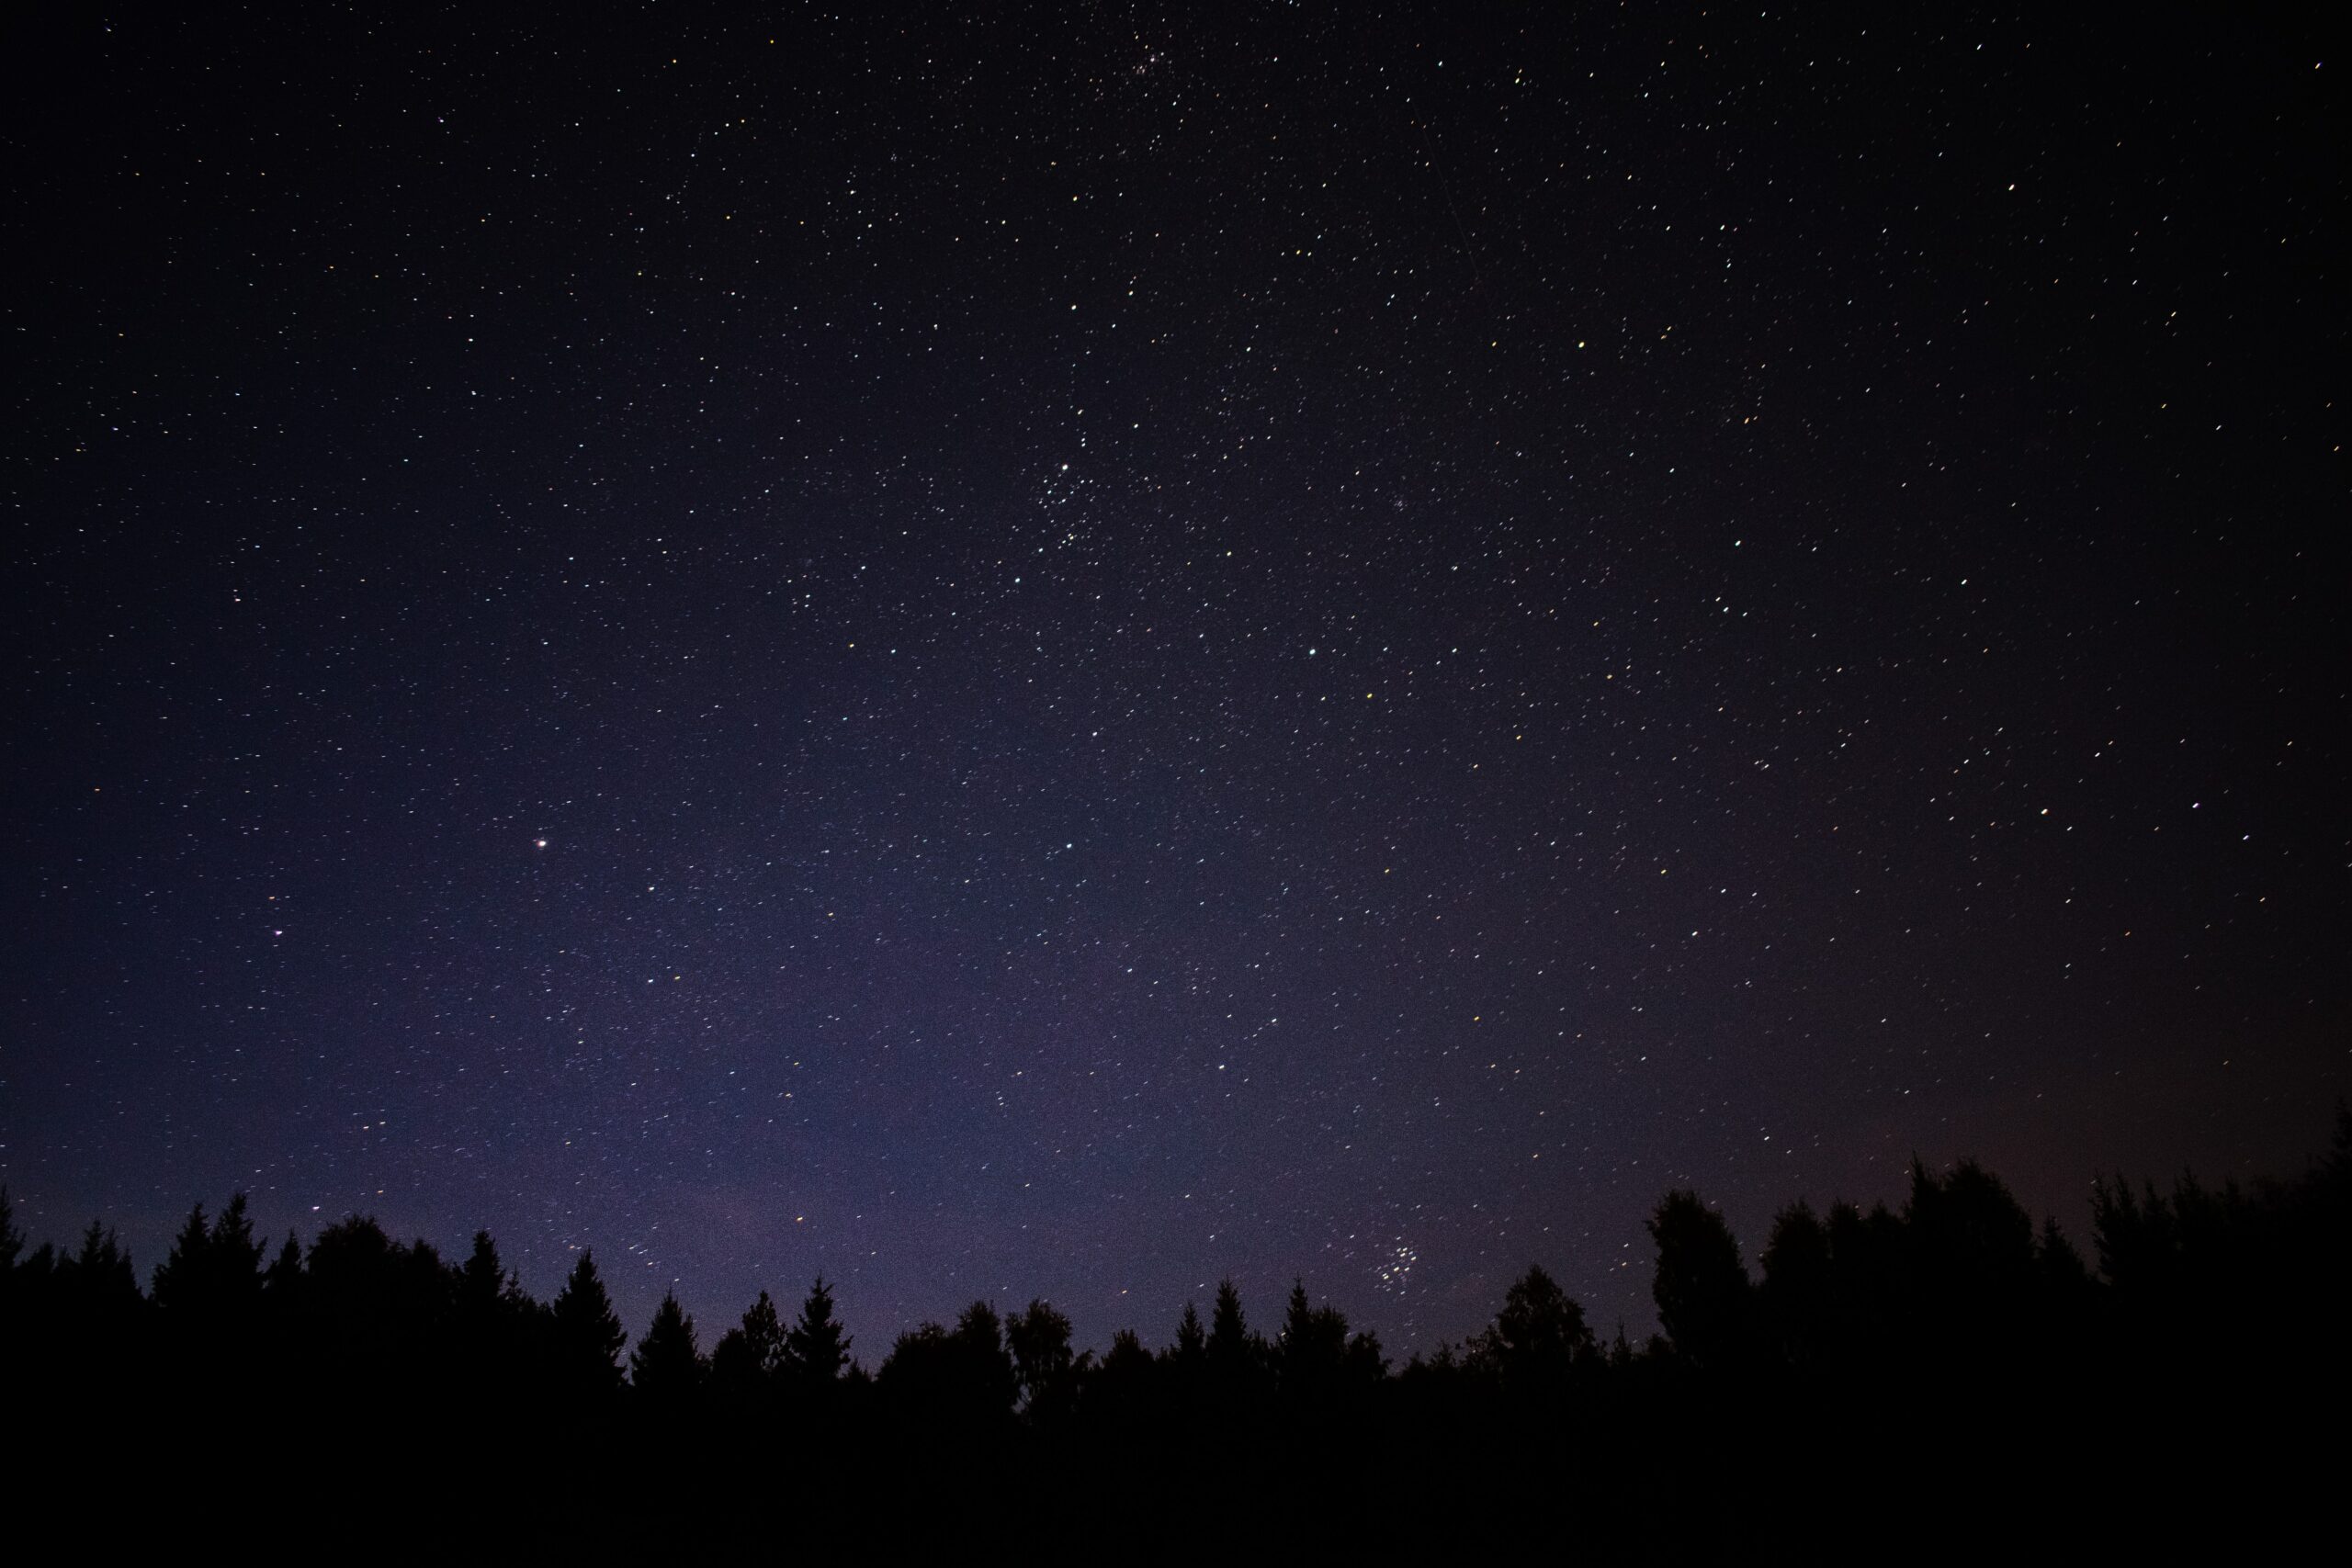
(6, 6, 2344, 1358)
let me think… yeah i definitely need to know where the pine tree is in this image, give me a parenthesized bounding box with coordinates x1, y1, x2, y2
(1281, 1280, 1314, 1350)
(153, 1194, 265, 1323)
(1272, 1279, 1356, 1405)
(630, 1290, 707, 1401)
(1171, 1300, 1206, 1365)
(450, 1229, 535, 1393)
(209, 1194, 265, 1299)
(784, 1276, 851, 1382)
(151, 1202, 213, 1313)
(1207, 1279, 1250, 1371)
(456, 1230, 510, 1315)
(66, 1222, 140, 1311)
(550, 1249, 627, 1396)
(264, 1233, 303, 1294)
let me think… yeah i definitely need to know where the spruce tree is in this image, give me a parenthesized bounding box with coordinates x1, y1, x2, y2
(456, 1231, 511, 1316)
(1207, 1279, 1252, 1376)
(151, 1203, 212, 1313)
(1171, 1300, 1206, 1365)
(264, 1233, 303, 1294)
(784, 1276, 851, 1382)
(629, 1290, 706, 1400)
(209, 1194, 265, 1299)
(1276, 1280, 1352, 1402)
(550, 1249, 627, 1396)
(67, 1222, 140, 1312)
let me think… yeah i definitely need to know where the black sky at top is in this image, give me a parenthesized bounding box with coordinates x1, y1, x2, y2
(4, 3, 2343, 1353)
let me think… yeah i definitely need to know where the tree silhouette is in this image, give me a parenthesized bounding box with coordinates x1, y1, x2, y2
(550, 1250, 627, 1399)
(150, 1202, 214, 1314)
(455, 1230, 512, 1316)
(1275, 1280, 1353, 1405)
(1100, 1326, 1153, 1386)
(259, 1231, 304, 1330)
(146, 1192, 269, 1409)
(62, 1222, 141, 1315)
(447, 1229, 537, 1397)
(2090, 1176, 2177, 1296)
(1007, 1297, 1078, 1422)
(1470, 1263, 1593, 1391)
(710, 1289, 786, 1405)
(878, 1299, 1017, 1434)
(2, 1110, 2346, 1552)
(1906, 1159, 2035, 1301)
(211, 1195, 265, 1288)
(953, 1299, 1019, 1415)
(784, 1276, 852, 1384)
(1171, 1300, 1206, 1367)
(1648, 1190, 1754, 1372)
(302, 1215, 399, 1321)
(155, 1195, 266, 1323)
(630, 1290, 707, 1403)
(1206, 1279, 1256, 1382)
(1090, 1325, 1157, 1433)
(22, 1221, 141, 1409)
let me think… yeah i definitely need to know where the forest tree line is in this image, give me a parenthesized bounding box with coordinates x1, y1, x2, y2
(3, 1111, 2345, 1545)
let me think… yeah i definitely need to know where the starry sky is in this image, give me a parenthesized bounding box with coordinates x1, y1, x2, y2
(6, 5, 2344, 1355)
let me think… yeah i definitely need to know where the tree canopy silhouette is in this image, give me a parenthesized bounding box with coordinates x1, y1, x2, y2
(3, 1111, 2346, 1553)
(1648, 1190, 1755, 1372)
(630, 1290, 707, 1402)
(550, 1250, 627, 1399)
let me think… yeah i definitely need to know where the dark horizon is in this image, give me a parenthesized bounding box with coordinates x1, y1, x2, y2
(4, 1105, 2345, 1372)
(4, 1117, 2346, 1554)
(5, 5, 2344, 1361)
